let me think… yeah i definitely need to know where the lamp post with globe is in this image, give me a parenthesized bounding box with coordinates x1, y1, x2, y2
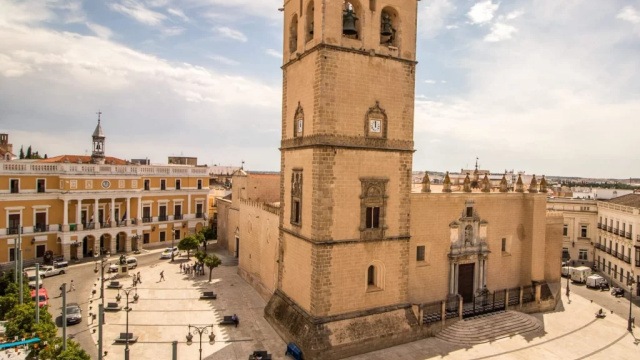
(185, 324, 215, 360)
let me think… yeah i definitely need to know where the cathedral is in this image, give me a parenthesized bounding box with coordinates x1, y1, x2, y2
(216, 1, 563, 359)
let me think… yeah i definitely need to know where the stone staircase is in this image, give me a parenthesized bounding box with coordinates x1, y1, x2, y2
(435, 311, 542, 345)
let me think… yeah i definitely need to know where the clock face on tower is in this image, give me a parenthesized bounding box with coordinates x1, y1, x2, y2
(370, 119, 381, 133)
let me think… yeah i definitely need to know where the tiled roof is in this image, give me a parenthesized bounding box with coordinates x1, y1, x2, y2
(603, 194, 640, 208)
(38, 155, 127, 165)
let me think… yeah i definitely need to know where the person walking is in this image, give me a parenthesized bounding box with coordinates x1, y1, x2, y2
(159, 270, 165, 282)
(70, 280, 76, 292)
(132, 274, 137, 287)
(137, 271, 142, 285)
(180, 263, 183, 273)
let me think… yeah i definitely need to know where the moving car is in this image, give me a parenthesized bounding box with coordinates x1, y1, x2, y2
(41, 265, 66, 277)
(30, 288, 48, 307)
(109, 257, 138, 272)
(161, 247, 179, 259)
(65, 303, 82, 325)
(25, 269, 44, 289)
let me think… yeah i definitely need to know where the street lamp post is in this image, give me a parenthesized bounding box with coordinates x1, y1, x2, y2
(185, 324, 215, 360)
(122, 288, 138, 360)
(565, 258, 571, 301)
(628, 273, 636, 333)
(94, 255, 110, 360)
(171, 225, 176, 262)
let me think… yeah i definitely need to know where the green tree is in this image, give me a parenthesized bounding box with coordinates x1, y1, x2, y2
(203, 254, 222, 282)
(19, 146, 24, 159)
(44, 154, 48, 159)
(178, 235, 199, 259)
(39, 338, 90, 360)
(194, 250, 206, 264)
(26, 146, 32, 159)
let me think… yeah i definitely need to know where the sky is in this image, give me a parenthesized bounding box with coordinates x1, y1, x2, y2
(0, 0, 639, 178)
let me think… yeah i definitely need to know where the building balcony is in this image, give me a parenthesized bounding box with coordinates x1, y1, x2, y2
(6, 226, 23, 235)
(158, 215, 169, 222)
(637, 235, 640, 242)
(595, 243, 605, 251)
(623, 255, 630, 264)
(608, 226, 612, 232)
(174, 214, 183, 220)
(636, 260, 640, 267)
(606, 248, 612, 254)
(142, 217, 153, 223)
(131, 218, 138, 225)
(626, 232, 631, 240)
(33, 224, 49, 233)
(617, 252, 624, 260)
(195, 212, 204, 219)
(84, 223, 96, 230)
(613, 229, 619, 235)
(101, 222, 111, 229)
(597, 223, 602, 229)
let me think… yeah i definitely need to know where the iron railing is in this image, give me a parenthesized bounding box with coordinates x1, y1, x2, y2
(195, 212, 204, 219)
(623, 256, 630, 264)
(626, 232, 631, 239)
(158, 215, 169, 222)
(522, 286, 535, 304)
(33, 224, 48, 232)
(142, 217, 153, 223)
(445, 295, 460, 320)
(422, 301, 442, 325)
(597, 223, 602, 229)
(508, 287, 521, 307)
(7, 226, 22, 235)
(174, 214, 183, 220)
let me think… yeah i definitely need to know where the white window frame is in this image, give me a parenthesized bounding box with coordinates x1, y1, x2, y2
(9, 178, 19, 193)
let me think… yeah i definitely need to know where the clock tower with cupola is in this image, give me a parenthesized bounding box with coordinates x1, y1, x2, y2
(265, 1, 419, 358)
(91, 112, 106, 165)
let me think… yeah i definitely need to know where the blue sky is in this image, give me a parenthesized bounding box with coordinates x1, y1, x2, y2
(1, 0, 639, 178)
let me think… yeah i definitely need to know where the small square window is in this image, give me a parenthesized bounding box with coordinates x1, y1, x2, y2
(466, 206, 473, 218)
(10, 179, 19, 193)
(143, 233, 150, 244)
(563, 224, 568, 236)
(159, 231, 166, 242)
(580, 225, 588, 238)
(416, 246, 425, 262)
(501, 238, 506, 252)
(578, 249, 588, 260)
(37, 179, 45, 193)
(144, 179, 150, 191)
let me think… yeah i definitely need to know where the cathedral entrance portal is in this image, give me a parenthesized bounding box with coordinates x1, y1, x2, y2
(458, 263, 475, 303)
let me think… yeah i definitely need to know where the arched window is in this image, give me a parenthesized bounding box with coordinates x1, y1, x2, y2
(367, 265, 375, 285)
(380, 6, 399, 47)
(294, 102, 304, 138)
(343, 1, 361, 39)
(290, 14, 299, 54)
(305, 1, 315, 42)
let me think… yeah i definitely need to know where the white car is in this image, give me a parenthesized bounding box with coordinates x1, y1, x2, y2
(161, 247, 179, 259)
(41, 265, 65, 277)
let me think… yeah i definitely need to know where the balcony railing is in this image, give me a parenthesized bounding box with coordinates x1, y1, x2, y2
(626, 232, 631, 240)
(195, 212, 204, 219)
(606, 248, 612, 254)
(595, 243, 605, 251)
(158, 215, 169, 222)
(33, 224, 49, 232)
(142, 217, 153, 223)
(7, 226, 23, 235)
(174, 214, 183, 220)
(613, 229, 619, 235)
(84, 223, 96, 230)
(597, 223, 602, 229)
(101, 222, 111, 229)
(637, 235, 640, 242)
(636, 260, 640, 267)
(608, 226, 612, 232)
(623, 256, 630, 264)
(617, 252, 624, 260)
(131, 218, 138, 225)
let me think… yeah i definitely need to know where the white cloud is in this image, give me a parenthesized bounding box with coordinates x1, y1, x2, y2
(617, 6, 640, 24)
(86, 23, 114, 40)
(468, 1, 500, 24)
(445, 24, 459, 29)
(162, 26, 185, 36)
(207, 54, 239, 66)
(265, 49, 282, 59)
(506, 10, 524, 20)
(214, 26, 248, 42)
(418, 0, 456, 38)
(184, 0, 283, 20)
(484, 23, 517, 42)
(424, 79, 437, 84)
(109, 0, 167, 26)
(167, 8, 189, 22)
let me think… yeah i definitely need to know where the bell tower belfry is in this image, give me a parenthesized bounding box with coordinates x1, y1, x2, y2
(91, 111, 106, 165)
(265, 1, 419, 359)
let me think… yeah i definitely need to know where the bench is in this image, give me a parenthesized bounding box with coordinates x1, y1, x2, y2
(200, 291, 217, 300)
(285, 343, 303, 360)
(114, 332, 138, 344)
(105, 302, 122, 312)
(219, 315, 237, 326)
(248, 350, 272, 360)
(107, 281, 123, 289)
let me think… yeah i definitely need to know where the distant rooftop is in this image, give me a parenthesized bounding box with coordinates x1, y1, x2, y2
(602, 194, 640, 208)
(39, 155, 127, 165)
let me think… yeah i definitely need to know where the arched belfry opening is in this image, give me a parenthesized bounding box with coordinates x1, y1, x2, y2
(305, 1, 315, 42)
(290, 14, 299, 54)
(343, 1, 361, 39)
(380, 6, 399, 48)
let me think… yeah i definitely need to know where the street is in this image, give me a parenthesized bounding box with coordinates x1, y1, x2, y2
(41, 247, 170, 359)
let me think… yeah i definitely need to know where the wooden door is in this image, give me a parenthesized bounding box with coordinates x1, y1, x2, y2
(458, 263, 475, 303)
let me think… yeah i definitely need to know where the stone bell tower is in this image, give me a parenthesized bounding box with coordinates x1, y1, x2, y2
(91, 112, 106, 165)
(264, 1, 419, 359)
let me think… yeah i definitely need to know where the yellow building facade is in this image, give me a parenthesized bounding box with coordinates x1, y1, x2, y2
(0, 123, 209, 265)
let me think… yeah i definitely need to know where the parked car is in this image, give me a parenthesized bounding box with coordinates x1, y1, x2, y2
(570, 266, 591, 283)
(161, 247, 179, 259)
(30, 288, 49, 308)
(65, 303, 82, 325)
(41, 265, 66, 277)
(25, 269, 45, 289)
(561, 266, 573, 278)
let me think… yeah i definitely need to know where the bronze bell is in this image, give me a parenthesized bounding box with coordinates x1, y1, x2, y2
(342, 9, 358, 35)
(381, 13, 393, 37)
